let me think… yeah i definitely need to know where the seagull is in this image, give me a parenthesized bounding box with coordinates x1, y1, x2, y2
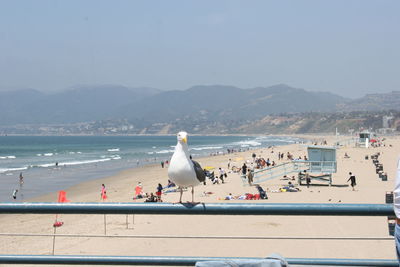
(168, 131, 206, 203)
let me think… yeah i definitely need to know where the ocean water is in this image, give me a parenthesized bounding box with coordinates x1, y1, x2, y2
(0, 135, 302, 202)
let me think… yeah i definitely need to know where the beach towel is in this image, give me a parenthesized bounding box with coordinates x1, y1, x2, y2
(246, 193, 254, 200)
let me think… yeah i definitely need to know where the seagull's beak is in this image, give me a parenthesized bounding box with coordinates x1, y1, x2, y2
(182, 136, 187, 144)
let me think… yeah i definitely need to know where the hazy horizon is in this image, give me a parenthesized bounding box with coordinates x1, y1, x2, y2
(1, 0, 399, 98)
(1, 83, 398, 100)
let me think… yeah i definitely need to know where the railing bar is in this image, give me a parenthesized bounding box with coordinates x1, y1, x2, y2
(0, 233, 393, 240)
(0, 255, 396, 266)
(0, 203, 393, 216)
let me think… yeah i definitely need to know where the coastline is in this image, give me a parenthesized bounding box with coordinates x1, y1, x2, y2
(25, 135, 310, 203)
(0, 133, 398, 260)
(1, 134, 303, 202)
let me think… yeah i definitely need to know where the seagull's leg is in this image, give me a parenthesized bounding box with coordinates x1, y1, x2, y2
(179, 187, 183, 203)
(191, 186, 194, 203)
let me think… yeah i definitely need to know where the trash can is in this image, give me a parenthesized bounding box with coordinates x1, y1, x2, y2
(386, 191, 394, 203)
(388, 221, 395, 236)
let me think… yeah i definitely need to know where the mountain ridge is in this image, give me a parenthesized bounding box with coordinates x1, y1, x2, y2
(0, 84, 399, 128)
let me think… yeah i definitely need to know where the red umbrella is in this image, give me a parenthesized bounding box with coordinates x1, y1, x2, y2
(370, 139, 377, 143)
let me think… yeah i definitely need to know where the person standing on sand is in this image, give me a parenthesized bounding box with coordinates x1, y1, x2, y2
(347, 172, 356, 191)
(304, 170, 311, 188)
(156, 183, 163, 202)
(242, 163, 247, 176)
(19, 172, 24, 185)
(101, 184, 107, 200)
(247, 168, 254, 185)
(393, 157, 400, 263)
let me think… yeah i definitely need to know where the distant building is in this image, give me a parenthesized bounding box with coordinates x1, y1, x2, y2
(382, 116, 394, 128)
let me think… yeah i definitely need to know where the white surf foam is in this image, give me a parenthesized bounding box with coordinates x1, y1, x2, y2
(191, 146, 223, 151)
(59, 158, 112, 166)
(107, 148, 120, 152)
(156, 149, 175, 154)
(235, 140, 262, 147)
(0, 166, 28, 174)
(0, 156, 16, 159)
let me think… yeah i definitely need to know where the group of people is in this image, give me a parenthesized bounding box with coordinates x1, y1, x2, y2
(133, 182, 165, 202)
(160, 160, 169, 168)
(203, 167, 228, 185)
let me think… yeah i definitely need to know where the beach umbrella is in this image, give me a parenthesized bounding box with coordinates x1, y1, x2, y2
(204, 166, 215, 170)
(370, 139, 377, 143)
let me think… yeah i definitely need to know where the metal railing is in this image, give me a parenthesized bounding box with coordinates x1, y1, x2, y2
(241, 161, 336, 185)
(0, 202, 393, 215)
(0, 255, 396, 266)
(0, 202, 397, 266)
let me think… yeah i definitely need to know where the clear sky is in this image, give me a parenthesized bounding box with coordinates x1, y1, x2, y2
(0, 0, 399, 98)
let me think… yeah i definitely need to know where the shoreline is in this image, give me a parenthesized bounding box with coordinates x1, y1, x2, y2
(26, 134, 336, 203)
(2, 134, 304, 202)
(12, 135, 307, 203)
(1, 133, 398, 260)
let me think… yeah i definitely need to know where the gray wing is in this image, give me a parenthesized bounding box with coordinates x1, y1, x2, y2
(191, 160, 206, 183)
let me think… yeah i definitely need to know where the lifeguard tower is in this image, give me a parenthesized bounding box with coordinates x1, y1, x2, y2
(243, 145, 337, 186)
(358, 131, 372, 147)
(298, 146, 337, 186)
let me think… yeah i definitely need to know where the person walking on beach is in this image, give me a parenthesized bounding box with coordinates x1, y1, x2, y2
(304, 170, 311, 188)
(19, 172, 24, 185)
(101, 184, 107, 200)
(347, 172, 356, 191)
(219, 167, 226, 183)
(247, 168, 254, 185)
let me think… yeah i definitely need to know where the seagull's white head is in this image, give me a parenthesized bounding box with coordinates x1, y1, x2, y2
(177, 131, 188, 144)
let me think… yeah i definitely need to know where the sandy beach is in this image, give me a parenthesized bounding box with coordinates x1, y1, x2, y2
(0, 134, 398, 265)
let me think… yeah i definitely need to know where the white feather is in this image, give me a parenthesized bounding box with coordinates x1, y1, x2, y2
(168, 132, 200, 187)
